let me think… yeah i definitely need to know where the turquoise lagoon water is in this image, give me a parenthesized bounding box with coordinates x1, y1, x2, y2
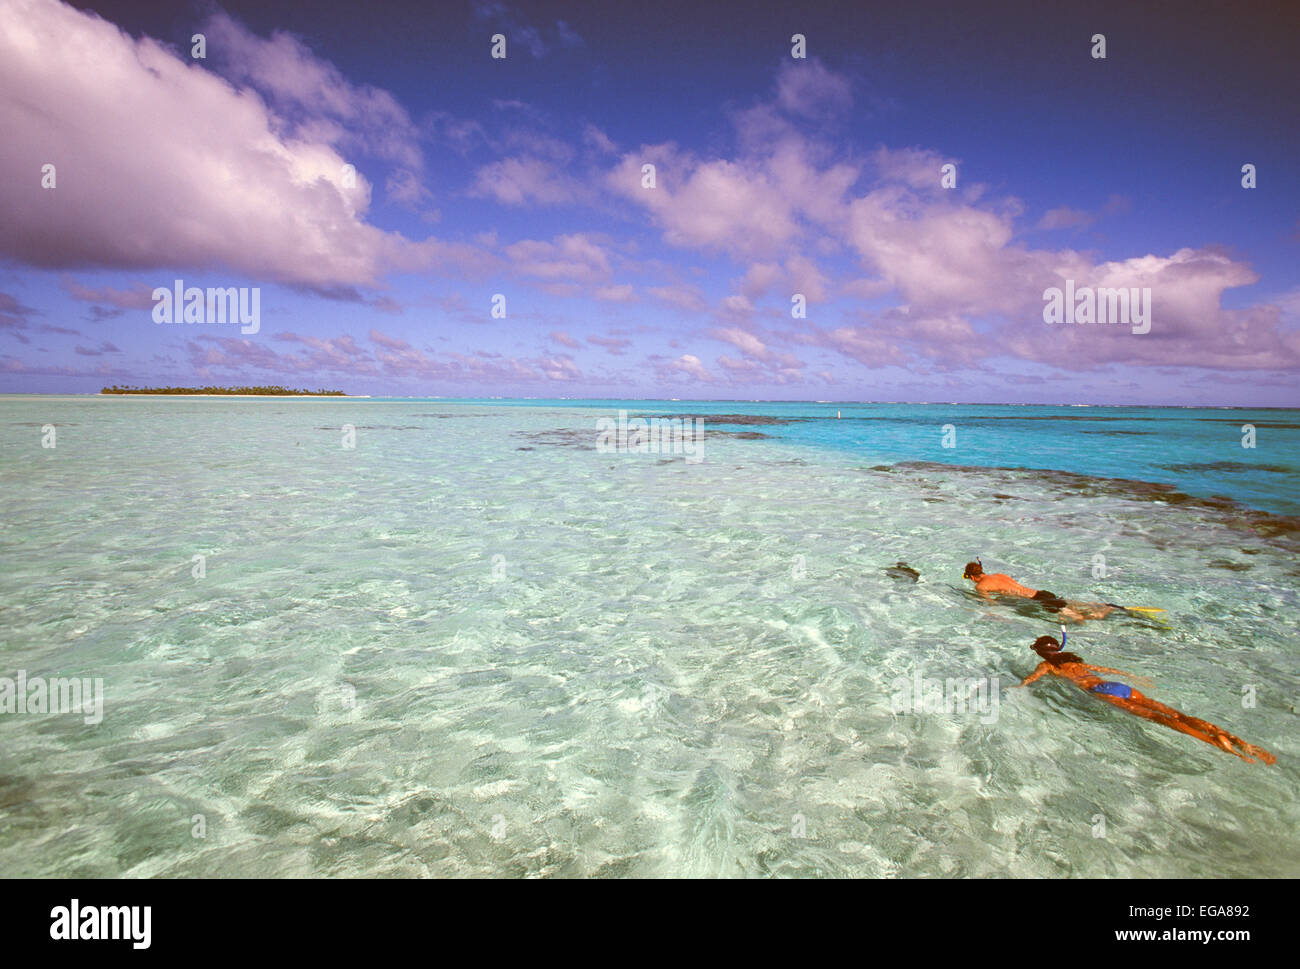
(0, 396, 1296, 877)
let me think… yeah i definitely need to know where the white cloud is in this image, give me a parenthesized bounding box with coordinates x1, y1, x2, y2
(0, 0, 469, 291)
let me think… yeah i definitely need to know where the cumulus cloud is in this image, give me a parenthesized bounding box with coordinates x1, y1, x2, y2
(0, 293, 40, 330)
(1036, 194, 1131, 231)
(708, 324, 806, 383)
(868, 146, 958, 192)
(0, 356, 120, 377)
(607, 70, 860, 263)
(186, 327, 584, 385)
(583, 124, 617, 155)
(74, 341, 120, 356)
(846, 185, 1023, 317)
(734, 257, 829, 307)
(60, 278, 157, 310)
(594, 284, 636, 303)
(668, 354, 712, 382)
(385, 169, 436, 210)
(586, 335, 631, 355)
(775, 58, 853, 119)
(608, 140, 858, 260)
(471, 157, 582, 206)
(202, 12, 424, 172)
(1005, 248, 1300, 370)
(505, 234, 612, 295)
(712, 326, 770, 360)
(0, 0, 469, 291)
(471, 1, 583, 59)
(608, 148, 796, 258)
(1037, 206, 1095, 231)
(808, 326, 907, 369)
(5, 24, 1291, 394)
(598, 60, 1296, 376)
(540, 354, 581, 380)
(648, 284, 707, 313)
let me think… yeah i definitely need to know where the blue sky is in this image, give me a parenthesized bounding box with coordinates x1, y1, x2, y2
(2, 0, 1298, 402)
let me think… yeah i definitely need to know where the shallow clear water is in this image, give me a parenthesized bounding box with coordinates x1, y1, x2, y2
(0, 396, 1296, 877)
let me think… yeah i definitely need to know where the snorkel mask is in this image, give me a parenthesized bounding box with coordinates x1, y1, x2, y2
(1032, 625, 1067, 654)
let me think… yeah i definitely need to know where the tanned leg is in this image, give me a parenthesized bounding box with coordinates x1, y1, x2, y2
(1095, 692, 1275, 764)
(1132, 696, 1275, 763)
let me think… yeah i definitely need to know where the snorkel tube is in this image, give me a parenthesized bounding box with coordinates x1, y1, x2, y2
(1059, 624, 1067, 650)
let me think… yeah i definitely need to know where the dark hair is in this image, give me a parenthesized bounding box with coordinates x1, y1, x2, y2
(1032, 636, 1082, 665)
(963, 561, 983, 578)
(1046, 651, 1083, 666)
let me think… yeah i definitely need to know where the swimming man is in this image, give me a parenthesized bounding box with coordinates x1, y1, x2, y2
(963, 559, 1115, 621)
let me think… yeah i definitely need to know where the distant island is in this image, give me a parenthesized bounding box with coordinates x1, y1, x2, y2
(101, 385, 349, 396)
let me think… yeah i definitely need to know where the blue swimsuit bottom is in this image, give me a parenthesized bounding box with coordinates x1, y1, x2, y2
(1091, 681, 1133, 700)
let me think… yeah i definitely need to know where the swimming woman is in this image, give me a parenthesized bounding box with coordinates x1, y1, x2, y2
(1012, 628, 1276, 765)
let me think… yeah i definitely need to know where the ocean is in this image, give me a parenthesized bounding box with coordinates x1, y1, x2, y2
(1, 396, 1296, 876)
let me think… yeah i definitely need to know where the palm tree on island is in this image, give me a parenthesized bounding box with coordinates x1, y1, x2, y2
(100, 385, 348, 396)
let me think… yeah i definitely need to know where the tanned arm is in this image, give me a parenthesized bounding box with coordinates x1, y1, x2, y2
(1015, 663, 1052, 688)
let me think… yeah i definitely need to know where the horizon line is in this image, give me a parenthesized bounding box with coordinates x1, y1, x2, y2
(2, 392, 1296, 410)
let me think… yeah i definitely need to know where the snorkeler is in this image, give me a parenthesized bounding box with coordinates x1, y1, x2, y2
(1012, 627, 1276, 765)
(962, 559, 1117, 621)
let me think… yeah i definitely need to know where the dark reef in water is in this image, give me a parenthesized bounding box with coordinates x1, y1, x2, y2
(1158, 461, 1293, 474)
(516, 424, 770, 448)
(1194, 418, 1300, 429)
(967, 414, 1146, 422)
(889, 460, 1300, 545)
(518, 428, 590, 448)
(652, 413, 802, 426)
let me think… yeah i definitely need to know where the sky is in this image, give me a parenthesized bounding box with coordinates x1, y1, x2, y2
(1, 0, 1298, 403)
